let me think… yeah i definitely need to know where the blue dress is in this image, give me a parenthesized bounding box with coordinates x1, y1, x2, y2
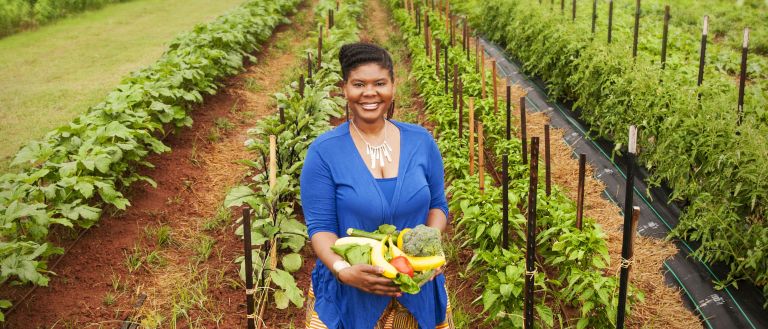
(300, 120, 449, 329)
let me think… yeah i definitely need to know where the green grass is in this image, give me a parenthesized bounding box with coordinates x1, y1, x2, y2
(0, 0, 246, 170)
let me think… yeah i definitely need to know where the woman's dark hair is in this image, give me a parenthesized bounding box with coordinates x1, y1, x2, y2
(339, 42, 395, 82)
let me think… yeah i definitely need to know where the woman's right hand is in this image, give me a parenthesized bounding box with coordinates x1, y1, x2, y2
(337, 264, 403, 297)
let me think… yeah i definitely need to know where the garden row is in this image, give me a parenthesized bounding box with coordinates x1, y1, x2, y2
(0, 0, 301, 321)
(386, 1, 643, 327)
(223, 0, 363, 323)
(461, 0, 768, 306)
(0, 0, 129, 37)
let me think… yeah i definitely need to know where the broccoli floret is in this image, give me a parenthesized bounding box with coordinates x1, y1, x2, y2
(402, 225, 443, 257)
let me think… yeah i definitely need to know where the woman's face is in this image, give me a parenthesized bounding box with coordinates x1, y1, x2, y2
(342, 63, 395, 124)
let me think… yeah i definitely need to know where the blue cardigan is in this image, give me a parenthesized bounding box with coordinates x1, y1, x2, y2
(300, 120, 449, 329)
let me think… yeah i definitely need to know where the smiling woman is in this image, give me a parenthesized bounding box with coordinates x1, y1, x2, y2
(300, 42, 455, 329)
(0, 0, 246, 170)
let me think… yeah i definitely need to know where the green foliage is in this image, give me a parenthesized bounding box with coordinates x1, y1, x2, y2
(468, 0, 768, 305)
(385, 1, 643, 326)
(0, 0, 302, 321)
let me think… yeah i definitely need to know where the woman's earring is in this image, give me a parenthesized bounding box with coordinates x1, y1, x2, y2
(387, 100, 395, 120)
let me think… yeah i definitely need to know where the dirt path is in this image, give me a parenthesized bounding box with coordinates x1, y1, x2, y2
(1, 1, 318, 328)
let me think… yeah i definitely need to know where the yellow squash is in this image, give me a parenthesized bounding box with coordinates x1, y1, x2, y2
(390, 240, 446, 272)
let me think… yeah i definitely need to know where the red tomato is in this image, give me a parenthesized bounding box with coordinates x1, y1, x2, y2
(390, 256, 414, 278)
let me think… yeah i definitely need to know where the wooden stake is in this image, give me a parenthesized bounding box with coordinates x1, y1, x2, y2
(436, 39, 441, 77)
(425, 15, 431, 57)
(576, 154, 586, 230)
(298, 74, 305, 97)
(307, 53, 313, 80)
(459, 78, 464, 139)
(318, 25, 323, 68)
(480, 47, 486, 99)
(444, 44, 449, 94)
(478, 122, 485, 193)
(492, 59, 498, 113)
(450, 15, 455, 47)
(453, 63, 458, 114)
(544, 124, 551, 196)
(475, 38, 480, 73)
(469, 98, 476, 176)
(269, 135, 277, 187)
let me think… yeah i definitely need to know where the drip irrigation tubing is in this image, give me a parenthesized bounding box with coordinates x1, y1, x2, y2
(478, 37, 768, 329)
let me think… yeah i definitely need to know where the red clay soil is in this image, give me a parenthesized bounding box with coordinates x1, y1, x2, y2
(0, 1, 317, 327)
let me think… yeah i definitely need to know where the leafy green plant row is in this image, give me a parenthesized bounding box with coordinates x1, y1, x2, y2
(460, 0, 768, 306)
(386, 1, 642, 327)
(0, 0, 132, 37)
(224, 0, 363, 311)
(0, 0, 301, 321)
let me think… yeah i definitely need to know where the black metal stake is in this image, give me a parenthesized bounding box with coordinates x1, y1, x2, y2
(576, 154, 586, 230)
(544, 125, 551, 196)
(329, 9, 334, 29)
(502, 154, 509, 249)
(279, 106, 285, 124)
(738, 28, 749, 126)
(243, 208, 256, 329)
(572, 0, 576, 21)
(560, 0, 564, 13)
(697, 15, 709, 100)
(520, 97, 528, 165)
(616, 126, 638, 329)
(608, 0, 614, 43)
(524, 137, 539, 329)
(632, 0, 640, 59)
(661, 5, 670, 70)
(591, 0, 597, 34)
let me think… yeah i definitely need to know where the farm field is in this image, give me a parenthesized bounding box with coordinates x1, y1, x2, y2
(0, 0, 246, 170)
(0, 0, 765, 328)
